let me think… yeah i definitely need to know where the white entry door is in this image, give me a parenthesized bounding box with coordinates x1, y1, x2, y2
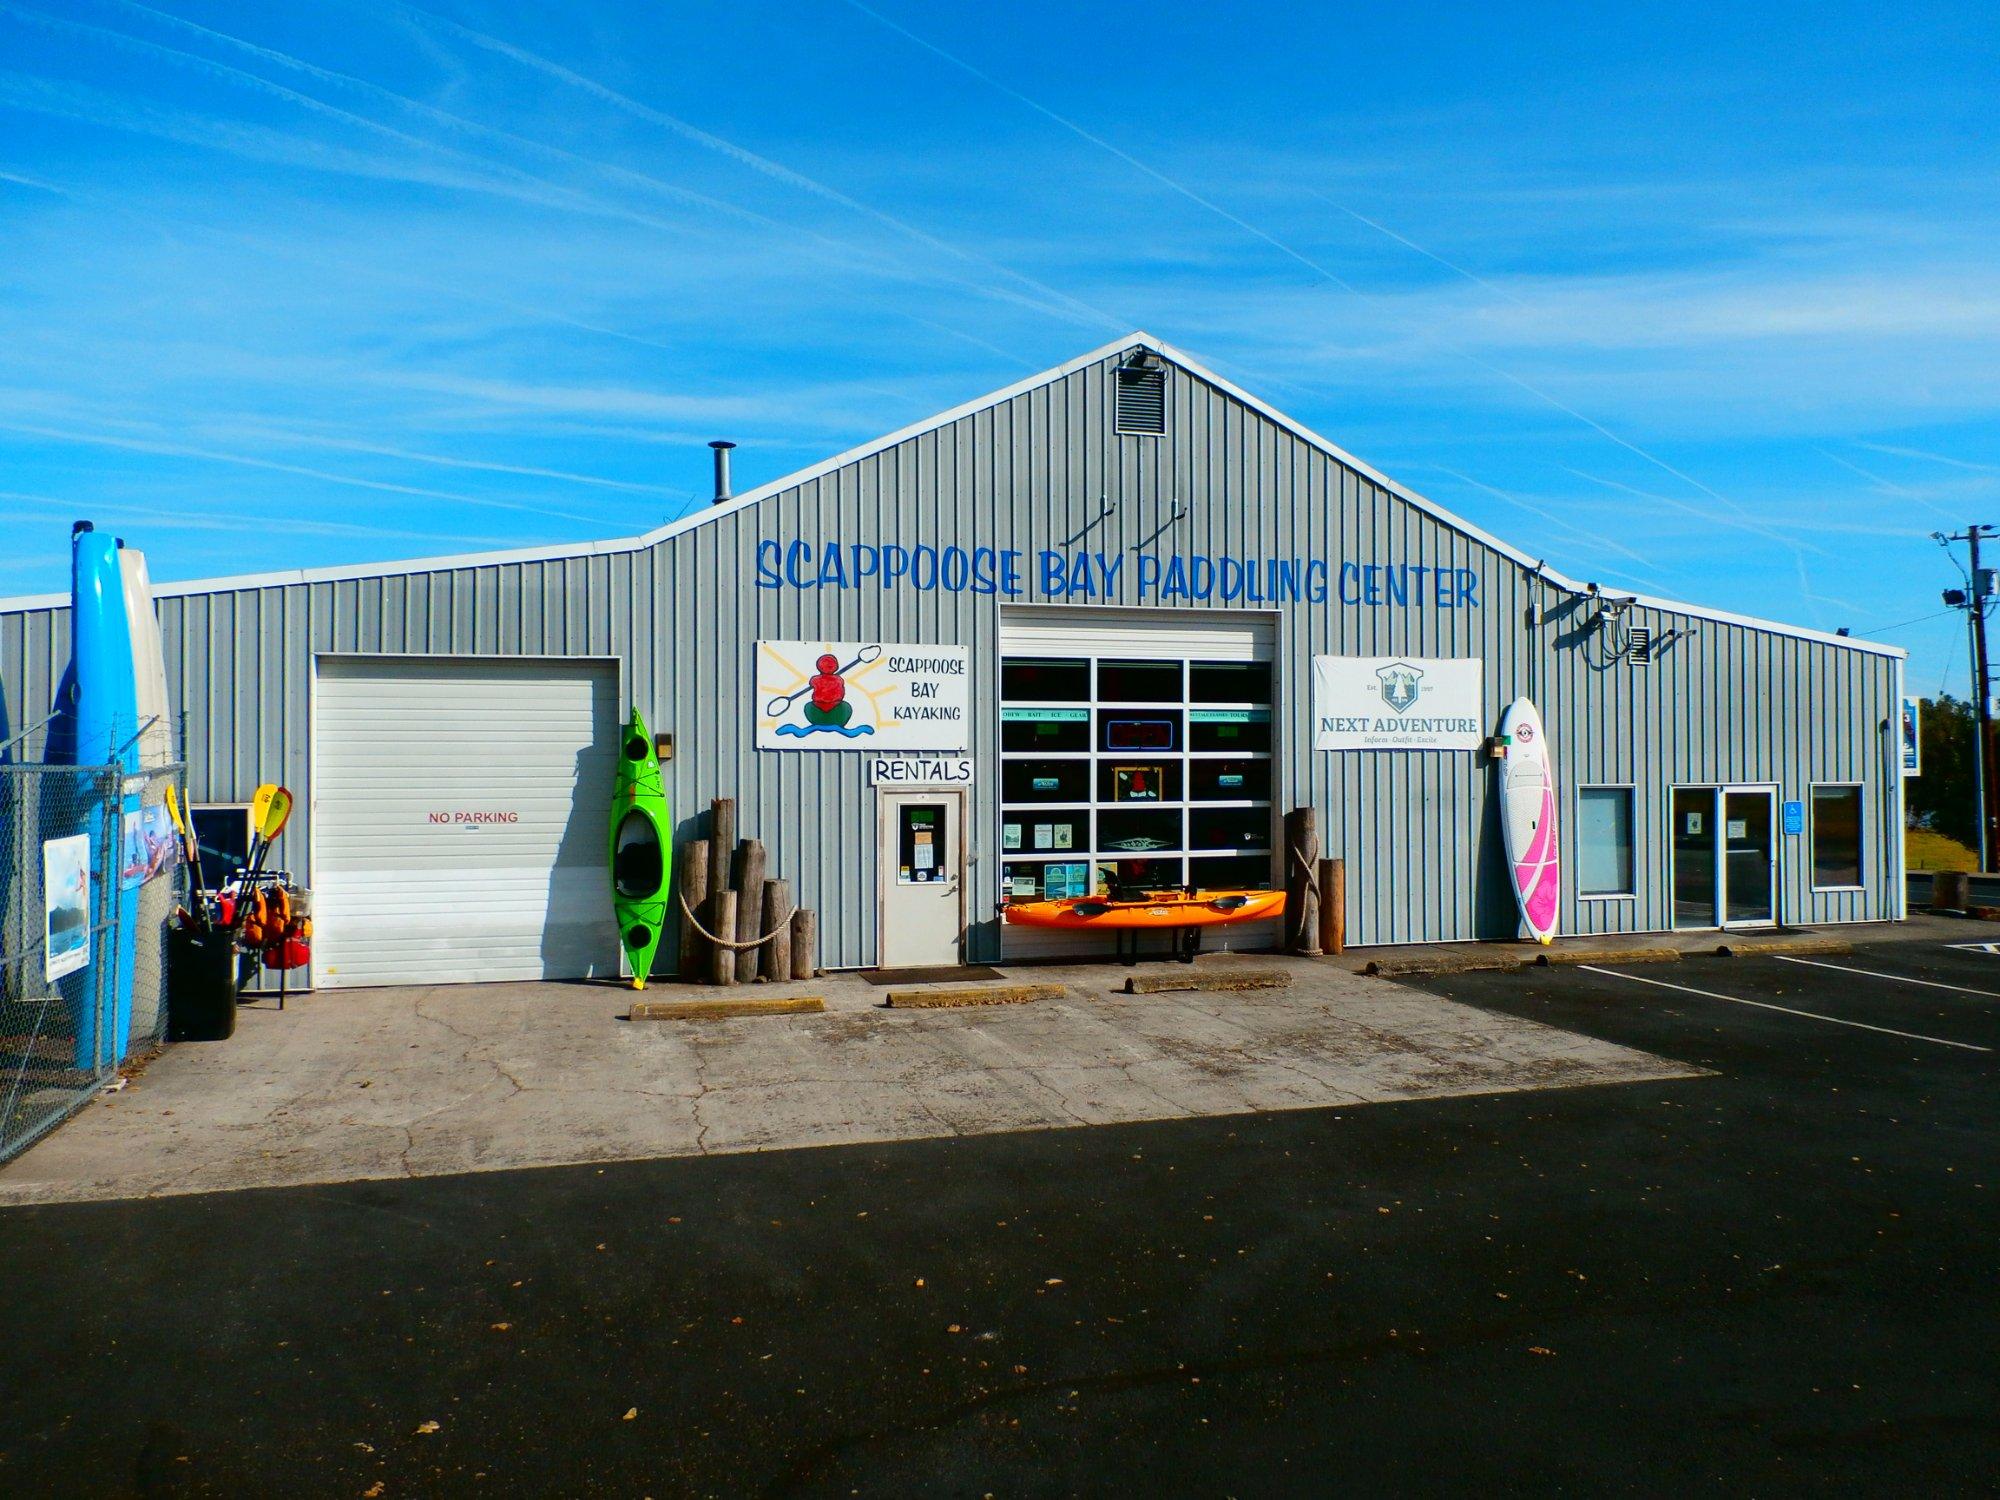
(878, 790, 964, 968)
(312, 655, 620, 988)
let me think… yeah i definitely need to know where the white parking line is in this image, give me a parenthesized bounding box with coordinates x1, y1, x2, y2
(1770, 953, 2000, 999)
(1574, 966, 1993, 1053)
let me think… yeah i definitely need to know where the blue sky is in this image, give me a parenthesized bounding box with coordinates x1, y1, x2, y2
(2, 1, 1996, 691)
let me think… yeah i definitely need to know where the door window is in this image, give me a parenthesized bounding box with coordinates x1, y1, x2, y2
(897, 801, 949, 885)
(1672, 788, 1716, 927)
(1723, 791, 1775, 925)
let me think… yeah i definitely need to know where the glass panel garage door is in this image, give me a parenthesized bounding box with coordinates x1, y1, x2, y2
(998, 654, 1275, 906)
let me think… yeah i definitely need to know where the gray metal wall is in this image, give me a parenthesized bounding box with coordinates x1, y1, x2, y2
(0, 344, 1905, 969)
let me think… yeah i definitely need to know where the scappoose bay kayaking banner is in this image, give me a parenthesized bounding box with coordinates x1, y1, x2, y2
(756, 640, 971, 751)
(1313, 656, 1485, 751)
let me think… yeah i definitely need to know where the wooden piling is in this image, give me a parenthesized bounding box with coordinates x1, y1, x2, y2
(706, 798, 735, 921)
(790, 907, 818, 979)
(732, 838, 767, 982)
(760, 879, 793, 982)
(677, 839, 709, 980)
(709, 889, 737, 986)
(1318, 856, 1345, 955)
(1283, 807, 1320, 954)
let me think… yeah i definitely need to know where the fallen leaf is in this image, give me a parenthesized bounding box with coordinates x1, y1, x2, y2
(947, 1324, 963, 1334)
(414, 1420, 440, 1435)
(1528, 1347, 1555, 1357)
(490, 1322, 512, 1332)
(353, 1442, 374, 1453)
(363, 1484, 385, 1498)
(914, 1278, 925, 1288)
(622, 1408, 638, 1421)
(1045, 1278, 1063, 1286)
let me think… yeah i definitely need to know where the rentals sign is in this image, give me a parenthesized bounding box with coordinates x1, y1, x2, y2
(1313, 656, 1485, 751)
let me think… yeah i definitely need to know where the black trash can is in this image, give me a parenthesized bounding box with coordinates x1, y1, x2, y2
(167, 927, 239, 1042)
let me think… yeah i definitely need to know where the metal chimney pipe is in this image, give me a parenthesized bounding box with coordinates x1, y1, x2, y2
(709, 440, 737, 505)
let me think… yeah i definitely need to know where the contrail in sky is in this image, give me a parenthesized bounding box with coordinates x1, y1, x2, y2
(842, 0, 1811, 576)
(0, 420, 614, 525)
(92, 0, 1118, 331)
(396, 2, 1129, 335)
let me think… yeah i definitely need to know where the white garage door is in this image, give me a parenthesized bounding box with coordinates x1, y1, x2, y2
(312, 656, 620, 988)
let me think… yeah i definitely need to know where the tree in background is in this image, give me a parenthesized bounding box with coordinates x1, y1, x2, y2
(1906, 694, 1978, 849)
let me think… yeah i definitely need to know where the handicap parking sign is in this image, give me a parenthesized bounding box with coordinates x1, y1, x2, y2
(1782, 799, 1804, 835)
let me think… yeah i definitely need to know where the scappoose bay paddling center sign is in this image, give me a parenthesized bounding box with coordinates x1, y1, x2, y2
(756, 641, 970, 750)
(754, 536, 1484, 610)
(1313, 656, 1484, 751)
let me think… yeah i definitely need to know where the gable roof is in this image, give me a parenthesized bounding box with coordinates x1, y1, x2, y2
(0, 332, 1901, 659)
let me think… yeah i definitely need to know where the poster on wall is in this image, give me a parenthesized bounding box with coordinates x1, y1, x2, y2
(1312, 656, 1484, 751)
(1901, 697, 1921, 776)
(120, 803, 181, 890)
(44, 834, 91, 982)
(756, 641, 970, 750)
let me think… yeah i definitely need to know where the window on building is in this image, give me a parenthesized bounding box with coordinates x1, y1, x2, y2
(1811, 785, 1863, 887)
(1577, 786, 1635, 897)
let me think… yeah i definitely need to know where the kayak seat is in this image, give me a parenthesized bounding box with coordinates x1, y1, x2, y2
(614, 842, 662, 898)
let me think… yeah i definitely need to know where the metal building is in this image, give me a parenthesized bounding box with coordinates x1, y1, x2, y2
(0, 334, 1908, 985)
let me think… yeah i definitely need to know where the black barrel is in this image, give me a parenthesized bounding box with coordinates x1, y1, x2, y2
(166, 927, 238, 1042)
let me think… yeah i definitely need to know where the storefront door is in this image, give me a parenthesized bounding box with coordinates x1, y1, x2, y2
(1672, 785, 1778, 930)
(878, 790, 964, 968)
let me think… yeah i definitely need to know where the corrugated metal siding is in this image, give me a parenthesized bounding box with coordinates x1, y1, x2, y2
(0, 346, 1904, 968)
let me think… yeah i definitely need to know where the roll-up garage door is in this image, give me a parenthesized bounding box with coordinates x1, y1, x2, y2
(312, 656, 619, 988)
(998, 607, 1279, 960)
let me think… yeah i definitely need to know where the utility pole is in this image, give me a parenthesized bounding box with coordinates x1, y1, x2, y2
(1939, 526, 1999, 868)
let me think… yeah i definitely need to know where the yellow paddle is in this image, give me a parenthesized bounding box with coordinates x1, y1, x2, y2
(231, 786, 294, 935)
(164, 783, 209, 926)
(250, 783, 277, 832)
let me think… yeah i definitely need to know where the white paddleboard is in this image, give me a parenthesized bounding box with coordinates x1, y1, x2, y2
(119, 548, 174, 772)
(1498, 697, 1559, 943)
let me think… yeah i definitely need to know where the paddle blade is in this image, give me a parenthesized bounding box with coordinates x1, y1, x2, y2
(258, 786, 293, 840)
(250, 783, 277, 829)
(164, 784, 188, 837)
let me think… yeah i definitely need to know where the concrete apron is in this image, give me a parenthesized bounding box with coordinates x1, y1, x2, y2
(0, 954, 1697, 1206)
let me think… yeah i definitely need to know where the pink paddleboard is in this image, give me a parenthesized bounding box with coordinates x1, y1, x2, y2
(1498, 698, 1559, 944)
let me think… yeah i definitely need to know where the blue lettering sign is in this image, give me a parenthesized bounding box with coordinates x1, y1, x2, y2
(750, 533, 1484, 611)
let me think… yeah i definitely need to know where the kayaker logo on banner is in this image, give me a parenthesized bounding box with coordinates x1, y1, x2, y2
(1313, 655, 1484, 751)
(756, 641, 970, 751)
(1374, 661, 1424, 714)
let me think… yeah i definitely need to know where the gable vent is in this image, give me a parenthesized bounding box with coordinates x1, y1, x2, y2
(1115, 364, 1166, 436)
(1627, 625, 1654, 663)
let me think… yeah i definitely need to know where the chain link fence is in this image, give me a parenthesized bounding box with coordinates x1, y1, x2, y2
(0, 760, 185, 1164)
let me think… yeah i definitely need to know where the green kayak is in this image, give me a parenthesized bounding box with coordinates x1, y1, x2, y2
(609, 708, 673, 989)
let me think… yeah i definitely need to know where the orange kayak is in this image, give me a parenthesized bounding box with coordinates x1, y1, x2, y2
(1003, 889, 1286, 930)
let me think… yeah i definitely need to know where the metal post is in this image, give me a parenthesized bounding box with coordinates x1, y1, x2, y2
(1972, 605, 1987, 866)
(1973, 528, 1997, 870)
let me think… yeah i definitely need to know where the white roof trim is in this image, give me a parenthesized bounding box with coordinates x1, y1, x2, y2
(0, 331, 1901, 659)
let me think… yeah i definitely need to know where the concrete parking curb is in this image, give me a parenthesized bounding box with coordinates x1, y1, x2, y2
(883, 983, 1064, 1009)
(1365, 946, 1683, 978)
(629, 996, 826, 1021)
(1363, 953, 1523, 978)
(1536, 947, 1681, 967)
(1123, 970, 1292, 994)
(1710, 937, 1853, 957)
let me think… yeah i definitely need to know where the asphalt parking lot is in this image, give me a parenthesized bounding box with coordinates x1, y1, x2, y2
(0, 935, 1993, 1496)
